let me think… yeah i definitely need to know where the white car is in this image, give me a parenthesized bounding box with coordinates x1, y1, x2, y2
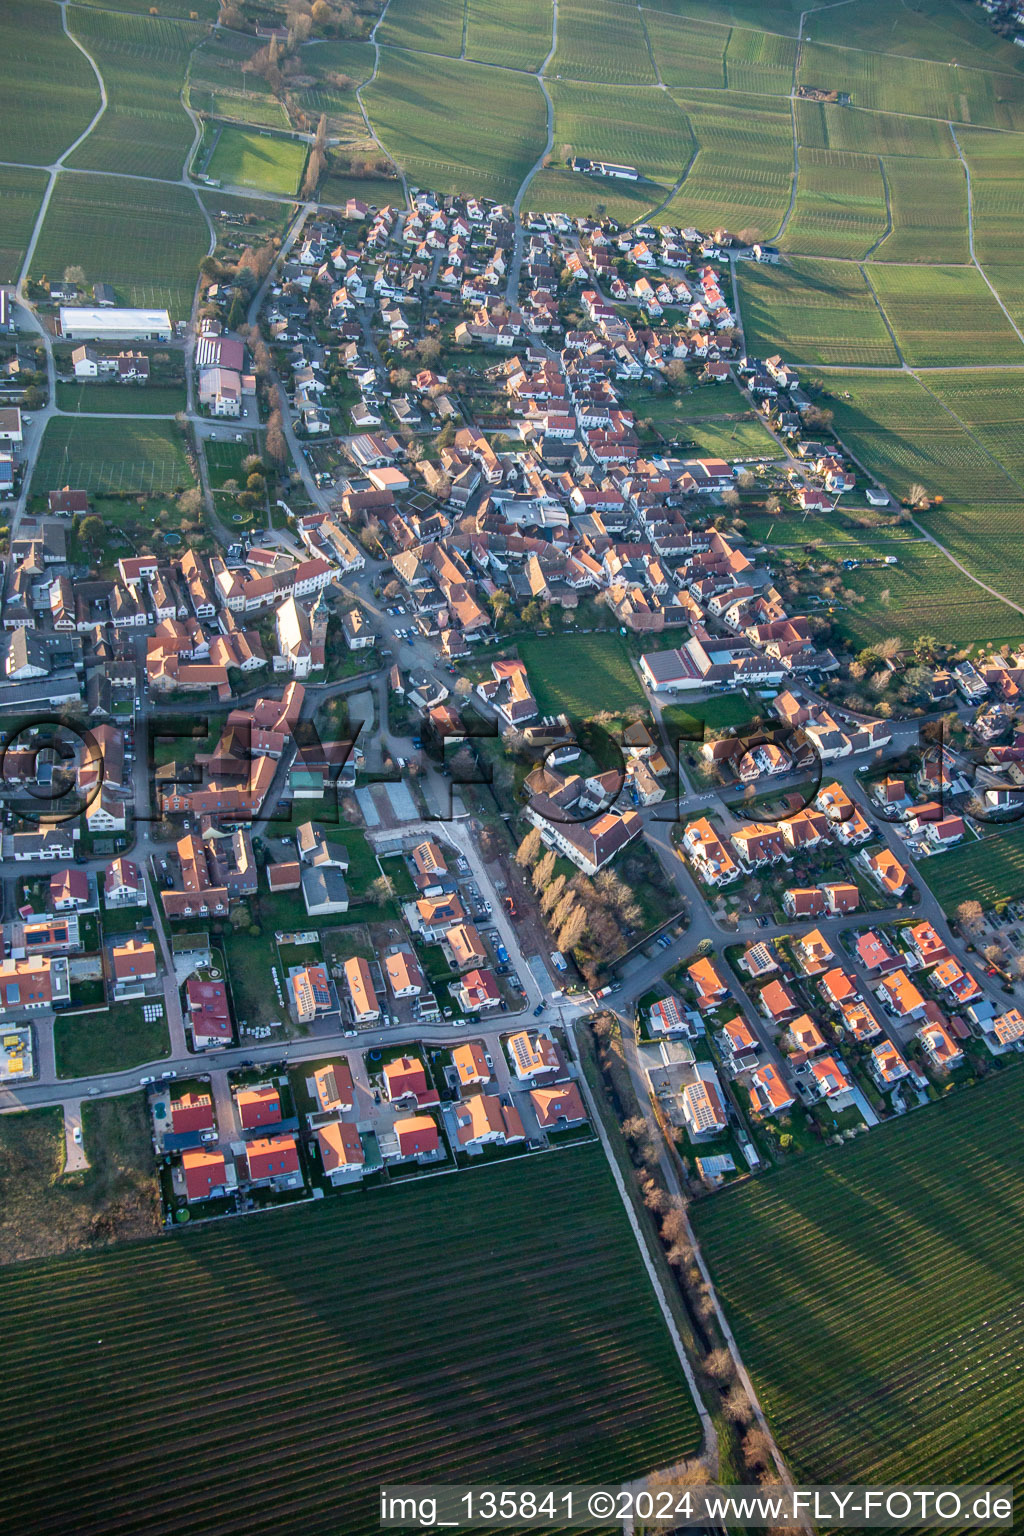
(72, 1126, 83, 1145)
(139, 1075, 155, 1085)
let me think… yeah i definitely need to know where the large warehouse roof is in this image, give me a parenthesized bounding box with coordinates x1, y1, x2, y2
(59, 306, 172, 337)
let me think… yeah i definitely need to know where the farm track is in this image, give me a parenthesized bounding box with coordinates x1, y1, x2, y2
(505, 0, 558, 303)
(949, 121, 1024, 348)
(862, 154, 893, 257)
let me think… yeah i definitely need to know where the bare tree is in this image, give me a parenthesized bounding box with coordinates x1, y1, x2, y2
(515, 826, 541, 868)
(532, 850, 556, 892)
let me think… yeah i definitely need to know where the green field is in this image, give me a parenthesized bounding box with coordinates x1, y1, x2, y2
(0, 1145, 703, 1536)
(547, 80, 694, 190)
(663, 93, 795, 241)
(32, 173, 207, 321)
(779, 148, 888, 259)
(206, 126, 308, 196)
(56, 383, 187, 415)
(623, 378, 779, 459)
(466, 0, 553, 69)
(0, 166, 50, 284)
(551, 0, 658, 85)
(737, 258, 899, 366)
(377, 0, 466, 56)
(0, 0, 101, 165)
(365, 50, 547, 201)
(798, 39, 1024, 130)
(918, 823, 1024, 914)
(35, 418, 194, 496)
(65, 8, 204, 181)
(54, 1004, 172, 1080)
(873, 156, 969, 264)
(693, 1070, 1024, 1487)
(516, 633, 644, 717)
(868, 263, 1024, 367)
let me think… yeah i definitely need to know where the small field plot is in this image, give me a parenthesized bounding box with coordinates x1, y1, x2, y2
(871, 156, 968, 263)
(807, 0, 1024, 72)
(32, 174, 206, 321)
(466, 0, 553, 69)
(868, 264, 1024, 366)
(0, 0, 102, 165)
(548, 81, 694, 189)
(693, 1071, 1024, 1488)
(922, 822, 1024, 913)
(0, 1146, 703, 1536)
(665, 92, 794, 241)
(291, 39, 377, 157)
(54, 1005, 172, 1080)
(516, 633, 644, 717)
(74, 0, 218, 14)
(956, 127, 1024, 269)
(319, 172, 405, 210)
(723, 26, 798, 95)
(206, 127, 307, 196)
(551, 0, 658, 85)
(526, 169, 664, 223)
(644, 12, 728, 89)
(364, 51, 547, 201)
(189, 29, 291, 127)
(925, 369, 1024, 486)
(622, 378, 779, 459)
(377, 0, 465, 57)
(644, 0, 806, 32)
(779, 148, 888, 259)
(35, 419, 193, 496)
(56, 383, 186, 415)
(737, 259, 899, 366)
(0, 168, 49, 285)
(794, 100, 958, 158)
(65, 9, 205, 181)
(799, 40, 1024, 129)
(827, 538, 1024, 650)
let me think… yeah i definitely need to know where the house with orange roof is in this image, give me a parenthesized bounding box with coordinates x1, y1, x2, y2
(687, 955, 728, 1008)
(870, 1040, 911, 1090)
(918, 1019, 964, 1072)
(739, 940, 778, 978)
(820, 967, 858, 1008)
(814, 781, 854, 821)
(414, 893, 466, 933)
(829, 803, 872, 846)
(236, 1083, 281, 1131)
(904, 920, 950, 969)
(455, 967, 501, 1012)
(452, 1041, 491, 1086)
(730, 823, 788, 868)
(384, 948, 424, 998)
(859, 847, 911, 897)
(822, 882, 859, 915)
(452, 1093, 525, 1149)
(872, 776, 910, 812)
(393, 1114, 441, 1159)
(181, 1148, 233, 1202)
(749, 1061, 795, 1116)
(313, 1061, 354, 1113)
(793, 928, 834, 976)
(649, 996, 693, 1037)
(444, 922, 487, 969)
(530, 1083, 587, 1129)
(681, 1076, 727, 1140)
(855, 929, 901, 973)
(838, 998, 883, 1041)
(681, 817, 739, 885)
(758, 977, 799, 1022)
(507, 1029, 561, 1079)
(986, 1007, 1024, 1051)
(932, 959, 982, 1006)
(789, 1014, 826, 1055)
(245, 1134, 301, 1186)
(344, 956, 380, 1023)
(875, 968, 926, 1019)
(808, 1053, 852, 1101)
(783, 887, 825, 919)
(316, 1121, 365, 1181)
(383, 1054, 439, 1106)
(780, 807, 830, 851)
(721, 1015, 759, 1066)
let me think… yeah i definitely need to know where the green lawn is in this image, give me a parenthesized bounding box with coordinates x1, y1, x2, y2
(53, 1003, 172, 1080)
(662, 692, 762, 742)
(0, 1145, 703, 1536)
(623, 378, 780, 460)
(55, 383, 186, 416)
(693, 1070, 1024, 1489)
(206, 126, 308, 196)
(34, 419, 194, 496)
(919, 822, 1024, 915)
(516, 633, 645, 718)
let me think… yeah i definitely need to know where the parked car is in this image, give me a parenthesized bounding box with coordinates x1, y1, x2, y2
(533, 1003, 544, 1017)
(72, 1126, 83, 1145)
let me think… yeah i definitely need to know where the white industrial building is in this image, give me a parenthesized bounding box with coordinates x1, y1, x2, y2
(58, 306, 172, 341)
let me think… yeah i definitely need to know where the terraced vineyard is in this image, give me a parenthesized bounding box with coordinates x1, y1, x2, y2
(466, 0, 553, 69)
(867, 264, 1024, 367)
(0, 1146, 702, 1536)
(737, 259, 899, 366)
(779, 148, 888, 259)
(65, 8, 204, 181)
(693, 1070, 1024, 1489)
(551, 0, 658, 85)
(0, 167, 50, 283)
